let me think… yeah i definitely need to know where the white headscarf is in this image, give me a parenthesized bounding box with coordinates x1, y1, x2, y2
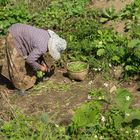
(48, 30, 67, 60)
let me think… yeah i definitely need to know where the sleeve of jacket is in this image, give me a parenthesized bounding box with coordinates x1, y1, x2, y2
(26, 48, 42, 70)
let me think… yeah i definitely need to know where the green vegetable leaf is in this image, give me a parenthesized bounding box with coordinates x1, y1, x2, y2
(97, 49, 105, 56)
(128, 39, 140, 48)
(72, 102, 101, 127)
(112, 56, 120, 63)
(115, 88, 132, 111)
(124, 109, 140, 123)
(100, 17, 108, 23)
(37, 71, 45, 78)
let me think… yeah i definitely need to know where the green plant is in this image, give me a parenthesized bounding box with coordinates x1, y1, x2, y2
(67, 88, 140, 139)
(130, 24, 140, 38)
(0, 3, 31, 35)
(31, 0, 91, 29)
(0, 111, 69, 140)
(36, 71, 45, 78)
(100, 7, 118, 23)
(120, 0, 140, 21)
(0, 0, 10, 6)
(123, 39, 140, 75)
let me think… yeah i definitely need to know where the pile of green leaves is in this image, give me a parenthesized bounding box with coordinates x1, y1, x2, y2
(67, 62, 87, 72)
(36, 71, 45, 78)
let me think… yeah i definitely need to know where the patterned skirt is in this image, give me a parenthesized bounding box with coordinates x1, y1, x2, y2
(1, 32, 36, 90)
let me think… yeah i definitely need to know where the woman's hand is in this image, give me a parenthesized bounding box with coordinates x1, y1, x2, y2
(40, 64, 49, 72)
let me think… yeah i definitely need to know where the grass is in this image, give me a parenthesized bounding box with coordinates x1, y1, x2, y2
(1, 0, 140, 139)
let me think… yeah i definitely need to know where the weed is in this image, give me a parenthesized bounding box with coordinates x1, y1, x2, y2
(0, 111, 68, 140)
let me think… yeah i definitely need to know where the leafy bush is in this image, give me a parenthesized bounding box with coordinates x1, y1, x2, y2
(0, 0, 10, 6)
(130, 24, 140, 38)
(1, 89, 140, 140)
(123, 39, 140, 75)
(0, 4, 31, 35)
(67, 61, 87, 72)
(67, 88, 140, 139)
(121, 0, 140, 21)
(100, 7, 118, 23)
(0, 112, 69, 140)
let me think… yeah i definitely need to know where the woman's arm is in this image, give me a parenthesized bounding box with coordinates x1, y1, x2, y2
(26, 48, 48, 72)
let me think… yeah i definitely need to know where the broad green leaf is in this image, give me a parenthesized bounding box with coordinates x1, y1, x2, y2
(128, 39, 140, 48)
(100, 17, 108, 23)
(115, 88, 132, 111)
(111, 56, 120, 63)
(72, 102, 101, 127)
(124, 109, 140, 123)
(112, 114, 123, 129)
(97, 49, 105, 56)
(125, 65, 137, 72)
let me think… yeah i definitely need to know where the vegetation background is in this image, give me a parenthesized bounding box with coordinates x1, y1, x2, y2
(0, 0, 140, 139)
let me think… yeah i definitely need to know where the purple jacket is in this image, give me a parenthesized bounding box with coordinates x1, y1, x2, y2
(9, 23, 50, 70)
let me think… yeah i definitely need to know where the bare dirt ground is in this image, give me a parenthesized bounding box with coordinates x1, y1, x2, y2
(90, 0, 133, 33)
(0, 0, 140, 125)
(0, 66, 140, 124)
(91, 0, 132, 12)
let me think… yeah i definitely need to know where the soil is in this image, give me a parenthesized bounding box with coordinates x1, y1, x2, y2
(105, 20, 126, 33)
(89, 0, 133, 33)
(0, 67, 92, 123)
(1, 66, 140, 124)
(0, 0, 140, 125)
(91, 0, 132, 12)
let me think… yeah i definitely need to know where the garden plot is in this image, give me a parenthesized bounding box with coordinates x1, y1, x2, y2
(0, 0, 140, 139)
(1, 64, 140, 123)
(0, 0, 139, 126)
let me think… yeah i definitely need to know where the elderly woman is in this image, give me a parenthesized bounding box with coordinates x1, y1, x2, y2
(1, 23, 67, 94)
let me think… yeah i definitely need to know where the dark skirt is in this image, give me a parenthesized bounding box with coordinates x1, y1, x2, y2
(1, 33, 36, 90)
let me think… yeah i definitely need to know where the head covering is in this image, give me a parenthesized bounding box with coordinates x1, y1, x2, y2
(48, 30, 67, 60)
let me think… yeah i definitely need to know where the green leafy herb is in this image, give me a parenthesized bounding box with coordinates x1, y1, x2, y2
(67, 62, 87, 72)
(36, 71, 45, 78)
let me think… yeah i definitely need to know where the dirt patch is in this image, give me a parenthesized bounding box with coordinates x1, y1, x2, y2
(91, 0, 132, 12)
(89, 0, 133, 34)
(0, 68, 93, 123)
(105, 20, 126, 33)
